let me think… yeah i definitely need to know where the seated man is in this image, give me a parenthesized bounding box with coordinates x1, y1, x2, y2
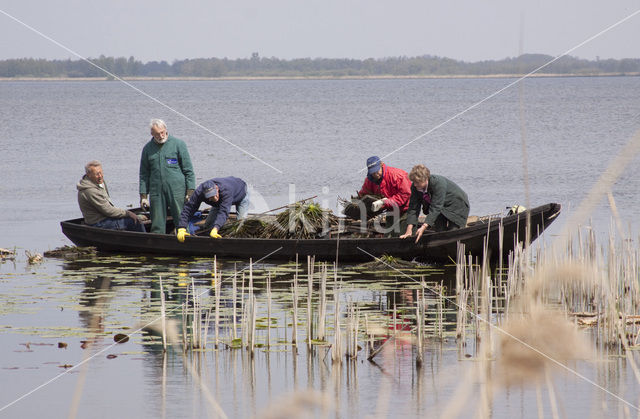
(176, 176, 250, 242)
(400, 164, 469, 243)
(77, 160, 146, 232)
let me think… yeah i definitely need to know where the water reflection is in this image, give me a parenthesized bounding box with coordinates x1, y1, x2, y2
(0, 252, 621, 417)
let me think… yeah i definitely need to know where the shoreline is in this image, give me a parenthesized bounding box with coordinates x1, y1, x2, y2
(1, 72, 639, 82)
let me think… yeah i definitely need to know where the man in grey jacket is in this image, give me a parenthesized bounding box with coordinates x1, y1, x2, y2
(77, 160, 145, 232)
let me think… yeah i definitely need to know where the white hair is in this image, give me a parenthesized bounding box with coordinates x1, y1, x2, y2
(150, 118, 167, 130)
(84, 160, 102, 174)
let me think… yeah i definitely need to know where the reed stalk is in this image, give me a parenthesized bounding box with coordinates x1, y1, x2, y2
(214, 272, 221, 349)
(416, 289, 424, 367)
(248, 295, 257, 356)
(232, 267, 237, 340)
(267, 271, 272, 348)
(202, 307, 211, 350)
(364, 313, 373, 356)
(331, 284, 342, 364)
(191, 278, 200, 349)
(241, 272, 246, 345)
(292, 254, 299, 346)
(317, 263, 327, 342)
(456, 243, 464, 340)
(159, 275, 167, 352)
(345, 303, 359, 360)
(437, 282, 444, 340)
(182, 285, 189, 352)
(292, 284, 298, 346)
(307, 255, 314, 346)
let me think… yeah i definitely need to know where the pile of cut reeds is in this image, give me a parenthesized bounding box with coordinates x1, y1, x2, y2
(220, 217, 268, 238)
(262, 202, 339, 239)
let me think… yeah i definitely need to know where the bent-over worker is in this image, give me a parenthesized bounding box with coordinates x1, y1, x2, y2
(176, 177, 250, 242)
(400, 164, 469, 243)
(77, 160, 145, 232)
(358, 156, 412, 214)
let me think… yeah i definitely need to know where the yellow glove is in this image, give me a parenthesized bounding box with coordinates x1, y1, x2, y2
(176, 228, 190, 243)
(209, 227, 222, 239)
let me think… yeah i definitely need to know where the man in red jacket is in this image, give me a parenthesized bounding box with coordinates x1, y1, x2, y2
(358, 155, 412, 215)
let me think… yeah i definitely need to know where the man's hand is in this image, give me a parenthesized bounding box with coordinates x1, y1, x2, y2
(371, 198, 387, 212)
(126, 211, 139, 223)
(414, 224, 428, 243)
(185, 189, 194, 203)
(140, 194, 150, 211)
(399, 225, 414, 239)
(177, 228, 190, 243)
(209, 227, 222, 239)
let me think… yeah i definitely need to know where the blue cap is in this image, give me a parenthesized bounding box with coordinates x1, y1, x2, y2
(204, 185, 218, 198)
(366, 156, 382, 175)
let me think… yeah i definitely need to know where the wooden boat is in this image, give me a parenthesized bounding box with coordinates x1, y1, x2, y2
(60, 203, 561, 263)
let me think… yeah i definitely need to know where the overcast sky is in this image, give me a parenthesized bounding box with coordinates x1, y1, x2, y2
(1, 1, 639, 63)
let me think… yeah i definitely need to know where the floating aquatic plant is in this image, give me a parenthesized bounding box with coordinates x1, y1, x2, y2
(0, 247, 16, 260)
(357, 254, 418, 269)
(43, 245, 96, 258)
(25, 250, 43, 264)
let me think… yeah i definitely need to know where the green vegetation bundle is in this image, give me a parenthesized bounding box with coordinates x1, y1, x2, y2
(220, 217, 268, 238)
(262, 202, 338, 239)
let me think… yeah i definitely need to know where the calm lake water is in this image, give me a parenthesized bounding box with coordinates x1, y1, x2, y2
(1, 77, 640, 417)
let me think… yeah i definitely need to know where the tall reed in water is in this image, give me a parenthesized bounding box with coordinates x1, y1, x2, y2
(317, 263, 328, 341)
(307, 256, 314, 347)
(345, 303, 359, 360)
(291, 256, 299, 346)
(232, 266, 238, 340)
(267, 271, 272, 348)
(331, 283, 342, 364)
(416, 289, 424, 367)
(159, 275, 167, 352)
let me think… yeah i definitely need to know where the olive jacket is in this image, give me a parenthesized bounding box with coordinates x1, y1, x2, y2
(405, 174, 470, 228)
(77, 176, 127, 225)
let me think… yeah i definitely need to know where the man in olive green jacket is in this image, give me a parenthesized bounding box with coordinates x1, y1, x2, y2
(400, 164, 469, 243)
(139, 119, 196, 234)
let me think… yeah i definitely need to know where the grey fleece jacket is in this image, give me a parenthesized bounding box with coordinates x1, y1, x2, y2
(77, 175, 127, 225)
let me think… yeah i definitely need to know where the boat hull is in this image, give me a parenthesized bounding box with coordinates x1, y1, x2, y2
(60, 203, 561, 263)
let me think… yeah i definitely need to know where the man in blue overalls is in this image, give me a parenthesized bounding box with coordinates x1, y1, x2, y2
(175, 177, 250, 242)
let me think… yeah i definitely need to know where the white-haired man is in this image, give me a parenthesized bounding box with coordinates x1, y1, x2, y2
(77, 160, 145, 232)
(139, 119, 196, 234)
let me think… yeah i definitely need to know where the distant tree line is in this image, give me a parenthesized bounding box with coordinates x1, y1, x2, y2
(1, 53, 639, 78)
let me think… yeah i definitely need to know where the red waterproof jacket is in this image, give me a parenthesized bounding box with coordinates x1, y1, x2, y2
(358, 163, 412, 213)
